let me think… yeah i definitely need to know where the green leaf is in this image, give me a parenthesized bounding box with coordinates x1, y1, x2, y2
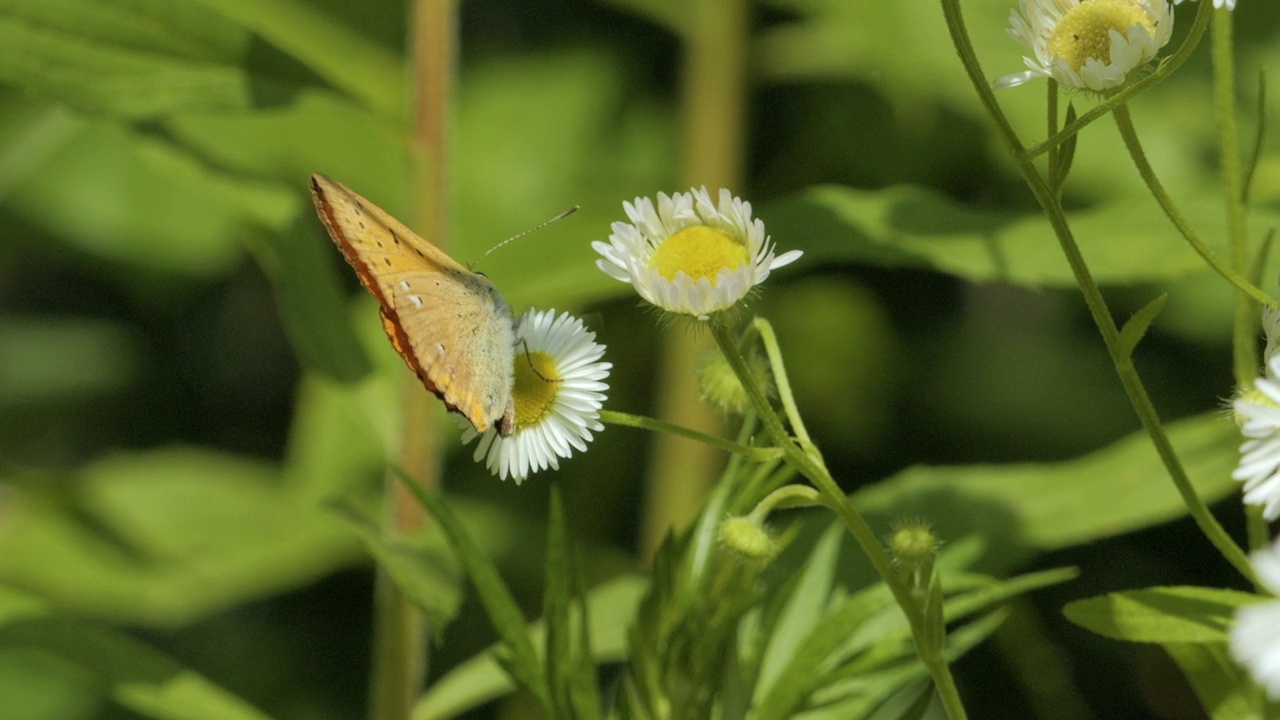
(754, 523, 844, 703)
(854, 412, 1239, 569)
(764, 184, 1280, 288)
(0, 0, 253, 118)
(545, 487, 573, 719)
(328, 499, 461, 632)
(1116, 293, 1168, 360)
(251, 216, 372, 384)
(413, 575, 647, 720)
(185, 0, 404, 118)
(1166, 642, 1269, 720)
(0, 448, 363, 626)
(395, 469, 549, 709)
(1063, 586, 1262, 643)
(0, 618, 273, 720)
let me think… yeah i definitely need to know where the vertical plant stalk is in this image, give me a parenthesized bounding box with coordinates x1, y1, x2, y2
(1212, 11, 1257, 386)
(369, 1, 455, 718)
(639, 0, 749, 560)
(936, 0, 1258, 585)
(710, 322, 970, 720)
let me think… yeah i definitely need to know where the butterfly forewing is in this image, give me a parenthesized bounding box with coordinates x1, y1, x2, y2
(309, 173, 517, 436)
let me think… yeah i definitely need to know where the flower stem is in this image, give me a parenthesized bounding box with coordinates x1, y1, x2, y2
(1211, 8, 1259, 387)
(938, 0, 1259, 586)
(710, 322, 970, 720)
(750, 317, 814, 448)
(1110, 103, 1275, 311)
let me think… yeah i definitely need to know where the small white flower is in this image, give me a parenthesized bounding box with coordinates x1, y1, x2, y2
(592, 188, 802, 320)
(1171, 0, 1235, 9)
(1230, 540, 1280, 699)
(994, 0, 1174, 92)
(1233, 354, 1280, 520)
(1263, 304, 1280, 371)
(462, 308, 610, 484)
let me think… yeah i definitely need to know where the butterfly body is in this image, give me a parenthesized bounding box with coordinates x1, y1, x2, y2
(310, 173, 516, 436)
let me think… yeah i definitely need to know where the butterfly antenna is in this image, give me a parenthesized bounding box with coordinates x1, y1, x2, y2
(472, 205, 580, 268)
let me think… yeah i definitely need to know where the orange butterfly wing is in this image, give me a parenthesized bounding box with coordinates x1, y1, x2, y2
(310, 174, 516, 436)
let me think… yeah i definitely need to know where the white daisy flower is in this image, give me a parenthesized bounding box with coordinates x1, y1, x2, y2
(994, 0, 1174, 92)
(1232, 353, 1280, 520)
(1263, 304, 1280, 372)
(1171, 0, 1235, 9)
(592, 188, 803, 320)
(1230, 539, 1280, 699)
(462, 308, 610, 484)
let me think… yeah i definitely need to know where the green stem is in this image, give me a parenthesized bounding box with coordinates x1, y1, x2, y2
(1024, 0, 1216, 160)
(1212, 7, 1258, 387)
(749, 484, 822, 522)
(710, 322, 970, 720)
(600, 410, 783, 461)
(751, 318, 814, 448)
(1111, 103, 1275, 310)
(938, 0, 1259, 586)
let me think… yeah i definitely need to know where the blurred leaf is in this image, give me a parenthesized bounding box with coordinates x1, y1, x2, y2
(1063, 586, 1260, 643)
(329, 498, 461, 633)
(398, 471, 550, 709)
(6, 120, 293, 276)
(413, 575, 648, 720)
(766, 184, 1280, 288)
(0, 0, 253, 118)
(0, 617, 272, 720)
(252, 217, 371, 384)
(0, 316, 138, 404)
(1166, 642, 1267, 720)
(0, 447, 363, 626)
(0, 646, 101, 720)
(595, 0, 685, 36)
(185, 0, 404, 118)
(854, 412, 1239, 570)
(164, 90, 409, 188)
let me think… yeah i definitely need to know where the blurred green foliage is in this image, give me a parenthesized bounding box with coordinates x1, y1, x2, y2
(0, 0, 1277, 717)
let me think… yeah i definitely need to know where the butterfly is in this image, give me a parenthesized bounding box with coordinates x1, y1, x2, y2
(309, 173, 516, 436)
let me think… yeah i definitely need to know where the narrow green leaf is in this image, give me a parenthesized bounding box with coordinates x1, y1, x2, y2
(1064, 586, 1262, 643)
(0, 618, 272, 720)
(1117, 293, 1168, 360)
(569, 553, 602, 720)
(327, 499, 461, 633)
(393, 468, 550, 709)
(185, 0, 404, 118)
(1166, 642, 1268, 720)
(250, 217, 371, 384)
(413, 575, 647, 720)
(755, 523, 844, 699)
(1244, 68, 1267, 205)
(545, 487, 573, 719)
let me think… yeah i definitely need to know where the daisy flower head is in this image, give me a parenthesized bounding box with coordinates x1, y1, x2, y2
(592, 188, 803, 321)
(1230, 539, 1280, 699)
(462, 308, 611, 484)
(994, 0, 1174, 92)
(1232, 353, 1280, 520)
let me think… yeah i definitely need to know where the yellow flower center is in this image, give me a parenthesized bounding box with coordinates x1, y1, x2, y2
(513, 350, 560, 427)
(1047, 0, 1154, 72)
(649, 225, 749, 284)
